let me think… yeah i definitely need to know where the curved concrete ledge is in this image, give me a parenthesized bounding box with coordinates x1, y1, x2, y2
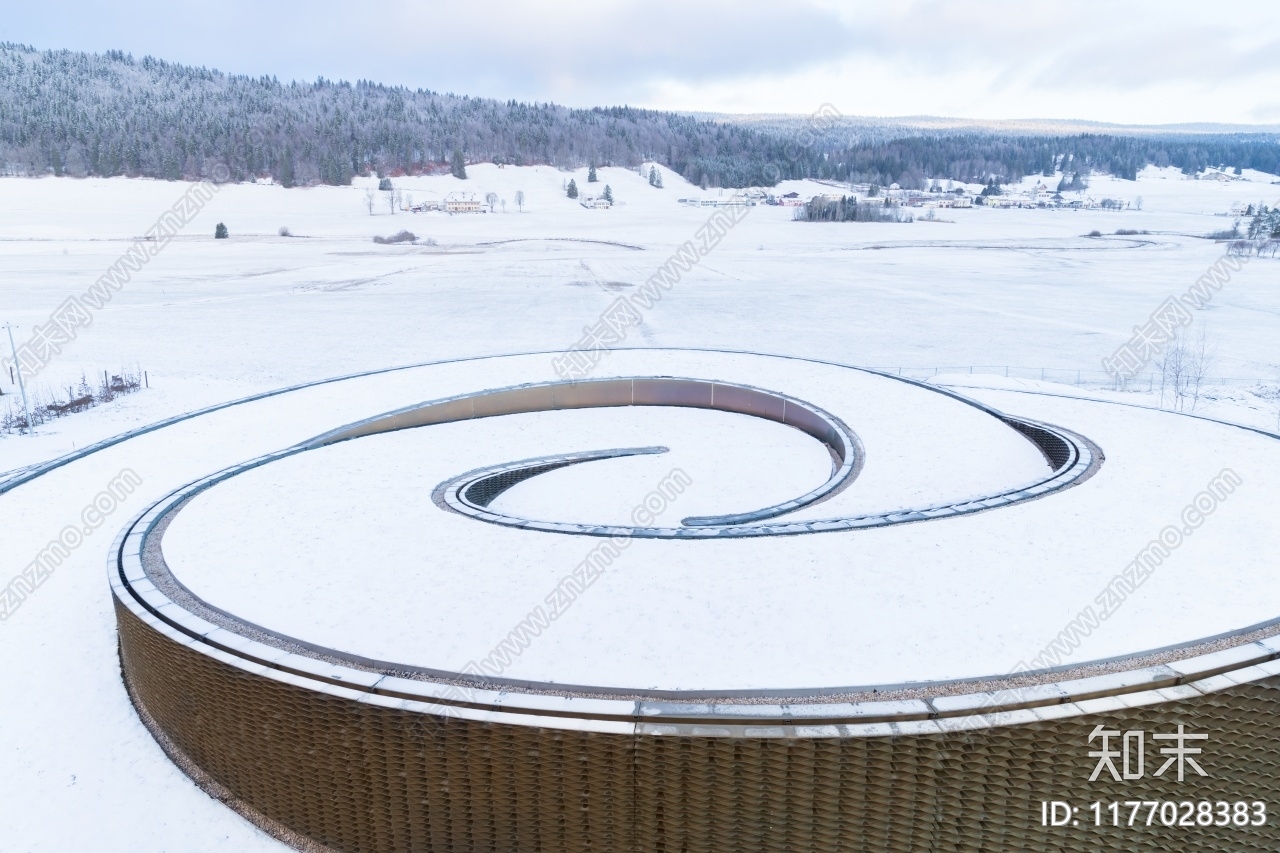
(300, 375, 1098, 537)
(458, 446, 670, 508)
(437, 415, 1096, 538)
(306, 376, 867, 529)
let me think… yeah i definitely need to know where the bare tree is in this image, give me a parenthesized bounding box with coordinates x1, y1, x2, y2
(1157, 341, 1187, 410)
(364, 189, 376, 215)
(1157, 329, 1216, 412)
(485, 192, 498, 213)
(500, 198, 507, 213)
(515, 190, 525, 212)
(386, 188, 401, 214)
(1184, 328, 1216, 412)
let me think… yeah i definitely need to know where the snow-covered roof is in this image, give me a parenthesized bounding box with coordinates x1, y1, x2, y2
(145, 350, 1280, 694)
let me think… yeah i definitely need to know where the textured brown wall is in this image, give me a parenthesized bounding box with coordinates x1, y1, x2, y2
(118, 599, 1280, 852)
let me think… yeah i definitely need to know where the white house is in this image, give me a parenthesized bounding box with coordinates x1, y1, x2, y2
(443, 193, 484, 213)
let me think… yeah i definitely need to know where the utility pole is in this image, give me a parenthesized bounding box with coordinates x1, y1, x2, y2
(2, 322, 33, 435)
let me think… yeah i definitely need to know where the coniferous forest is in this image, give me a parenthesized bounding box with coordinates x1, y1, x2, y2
(1, 43, 1277, 189)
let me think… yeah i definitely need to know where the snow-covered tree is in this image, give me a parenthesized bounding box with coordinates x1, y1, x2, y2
(0, 44, 1273, 190)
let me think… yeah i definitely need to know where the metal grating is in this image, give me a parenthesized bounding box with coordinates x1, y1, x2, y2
(463, 461, 578, 507)
(1003, 417, 1076, 471)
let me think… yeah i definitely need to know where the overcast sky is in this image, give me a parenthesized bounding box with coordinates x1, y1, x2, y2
(5, 0, 1278, 125)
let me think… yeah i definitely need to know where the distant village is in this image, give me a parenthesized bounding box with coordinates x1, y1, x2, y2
(398, 190, 614, 214)
(379, 166, 1268, 218)
(676, 181, 1132, 211)
(390, 183, 1137, 216)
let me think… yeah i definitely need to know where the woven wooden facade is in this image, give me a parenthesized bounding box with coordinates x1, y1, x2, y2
(118, 598, 1280, 852)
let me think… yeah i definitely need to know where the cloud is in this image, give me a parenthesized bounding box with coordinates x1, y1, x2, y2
(382, 0, 866, 106)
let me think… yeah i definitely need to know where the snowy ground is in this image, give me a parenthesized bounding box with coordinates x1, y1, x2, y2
(1, 162, 1278, 471)
(1, 163, 1279, 850)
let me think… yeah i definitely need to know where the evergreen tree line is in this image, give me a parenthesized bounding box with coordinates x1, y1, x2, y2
(793, 195, 912, 223)
(1246, 205, 1280, 240)
(769, 132, 1280, 188)
(0, 43, 789, 188)
(1, 43, 1276, 190)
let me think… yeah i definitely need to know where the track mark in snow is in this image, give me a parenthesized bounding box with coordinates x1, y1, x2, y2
(840, 238, 1158, 252)
(298, 267, 422, 292)
(475, 237, 645, 251)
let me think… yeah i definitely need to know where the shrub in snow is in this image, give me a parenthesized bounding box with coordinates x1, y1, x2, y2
(214, 222, 228, 239)
(373, 230, 417, 245)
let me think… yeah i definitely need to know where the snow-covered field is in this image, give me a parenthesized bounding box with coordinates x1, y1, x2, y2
(1, 163, 1279, 851)
(1, 163, 1278, 470)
